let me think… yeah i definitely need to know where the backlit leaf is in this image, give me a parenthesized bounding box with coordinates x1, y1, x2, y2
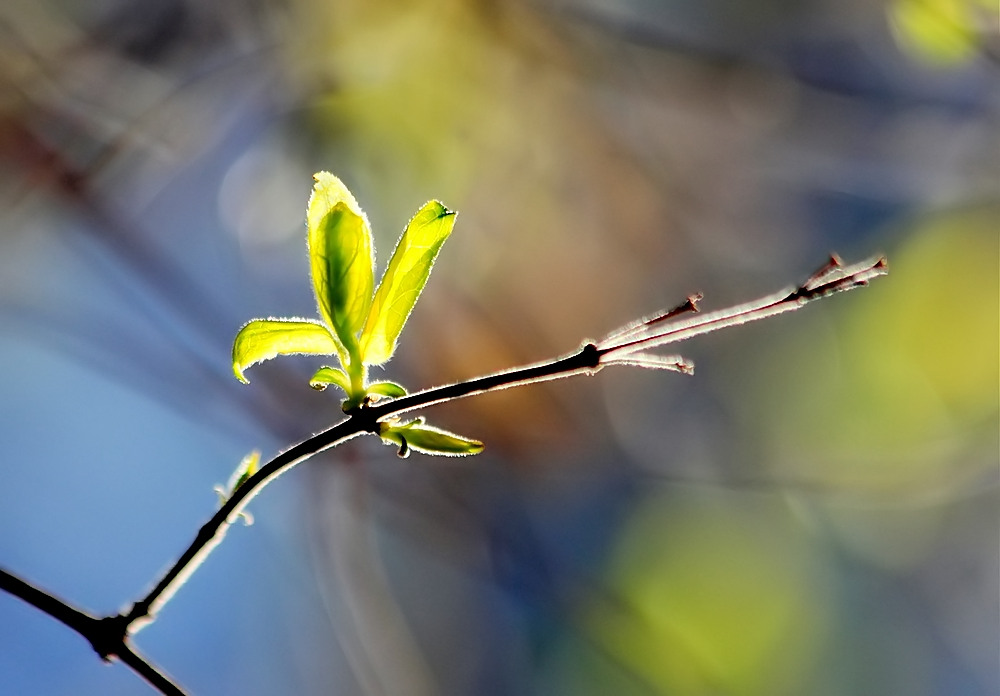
(227, 450, 260, 495)
(367, 381, 408, 399)
(360, 200, 456, 365)
(309, 366, 352, 392)
(214, 450, 260, 525)
(307, 172, 374, 353)
(380, 419, 484, 457)
(232, 318, 339, 383)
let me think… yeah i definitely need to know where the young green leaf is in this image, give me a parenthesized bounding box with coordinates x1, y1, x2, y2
(227, 450, 260, 494)
(307, 172, 375, 353)
(380, 419, 484, 457)
(360, 200, 456, 365)
(233, 318, 340, 383)
(366, 381, 408, 399)
(214, 450, 260, 525)
(309, 366, 352, 392)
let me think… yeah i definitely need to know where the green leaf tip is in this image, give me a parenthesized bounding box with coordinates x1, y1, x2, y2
(233, 318, 340, 383)
(360, 200, 458, 365)
(230, 449, 260, 492)
(307, 172, 375, 355)
(232, 173, 460, 406)
(215, 450, 261, 525)
(380, 419, 484, 458)
(309, 366, 352, 392)
(366, 381, 408, 399)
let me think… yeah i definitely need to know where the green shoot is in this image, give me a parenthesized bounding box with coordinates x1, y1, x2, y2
(232, 172, 477, 455)
(213, 450, 260, 526)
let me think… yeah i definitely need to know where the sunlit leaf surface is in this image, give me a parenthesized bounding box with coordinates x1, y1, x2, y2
(361, 200, 456, 365)
(309, 366, 352, 392)
(307, 172, 374, 352)
(381, 420, 483, 456)
(366, 380, 408, 398)
(232, 318, 339, 383)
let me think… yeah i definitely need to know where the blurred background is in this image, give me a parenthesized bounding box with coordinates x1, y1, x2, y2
(0, 0, 997, 694)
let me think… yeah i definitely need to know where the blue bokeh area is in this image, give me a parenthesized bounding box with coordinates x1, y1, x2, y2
(1, 1, 997, 695)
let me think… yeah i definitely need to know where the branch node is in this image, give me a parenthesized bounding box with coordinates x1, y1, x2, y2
(580, 342, 601, 369)
(88, 614, 130, 662)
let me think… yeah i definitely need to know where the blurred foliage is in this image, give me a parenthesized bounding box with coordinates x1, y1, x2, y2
(587, 490, 829, 695)
(889, 0, 1000, 66)
(749, 204, 998, 496)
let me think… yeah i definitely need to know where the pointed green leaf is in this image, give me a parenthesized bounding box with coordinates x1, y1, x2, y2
(232, 318, 339, 383)
(309, 366, 352, 392)
(366, 381, 408, 399)
(379, 420, 484, 457)
(227, 450, 260, 495)
(307, 172, 375, 353)
(215, 450, 259, 525)
(360, 200, 457, 365)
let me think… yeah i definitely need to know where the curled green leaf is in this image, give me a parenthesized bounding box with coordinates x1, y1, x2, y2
(360, 200, 457, 365)
(309, 366, 352, 392)
(228, 450, 259, 494)
(232, 318, 340, 383)
(214, 450, 260, 525)
(366, 381, 408, 399)
(379, 419, 484, 457)
(307, 172, 375, 354)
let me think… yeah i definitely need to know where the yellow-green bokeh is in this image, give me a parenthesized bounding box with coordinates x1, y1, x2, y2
(748, 205, 997, 495)
(889, 0, 998, 66)
(581, 490, 830, 695)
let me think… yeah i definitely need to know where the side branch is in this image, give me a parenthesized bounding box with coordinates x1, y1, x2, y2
(120, 349, 604, 634)
(597, 255, 887, 364)
(123, 419, 363, 632)
(24, 252, 882, 695)
(122, 254, 887, 636)
(0, 567, 184, 695)
(364, 343, 602, 421)
(0, 567, 96, 641)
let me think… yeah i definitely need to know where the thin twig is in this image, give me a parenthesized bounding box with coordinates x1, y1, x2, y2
(123, 420, 364, 632)
(122, 254, 888, 636)
(0, 254, 887, 694)
(599, 255, 887, 359)
(0, 567, 96, 640)
(0, 567, 185, 695)
(120, 347, 605, 635)
(117, 643, 186, 696)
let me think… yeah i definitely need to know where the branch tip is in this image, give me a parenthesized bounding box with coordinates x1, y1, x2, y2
(596, 254, 886, 359)
(803, 254, 843, 289)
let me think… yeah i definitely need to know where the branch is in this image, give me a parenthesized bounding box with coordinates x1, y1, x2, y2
(122, 419, 363, 633)
(0, 567, 184, 695)
(368, 254, 889, 418)
(123, 254, 888, 633)
(0, 254, 887, 694)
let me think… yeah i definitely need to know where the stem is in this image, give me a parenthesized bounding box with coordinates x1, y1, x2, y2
(116, 644, 186, 696)
(0, 254, 887, 693)
(365, 343, 603, 421)
(0, 566, 96, 640)
(123, 419, 363, 632)
(123, 256, 889, 633)
(0, 567, 185, 695)
(600, 255, 887, 357)
(123, 344, 603, 634)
